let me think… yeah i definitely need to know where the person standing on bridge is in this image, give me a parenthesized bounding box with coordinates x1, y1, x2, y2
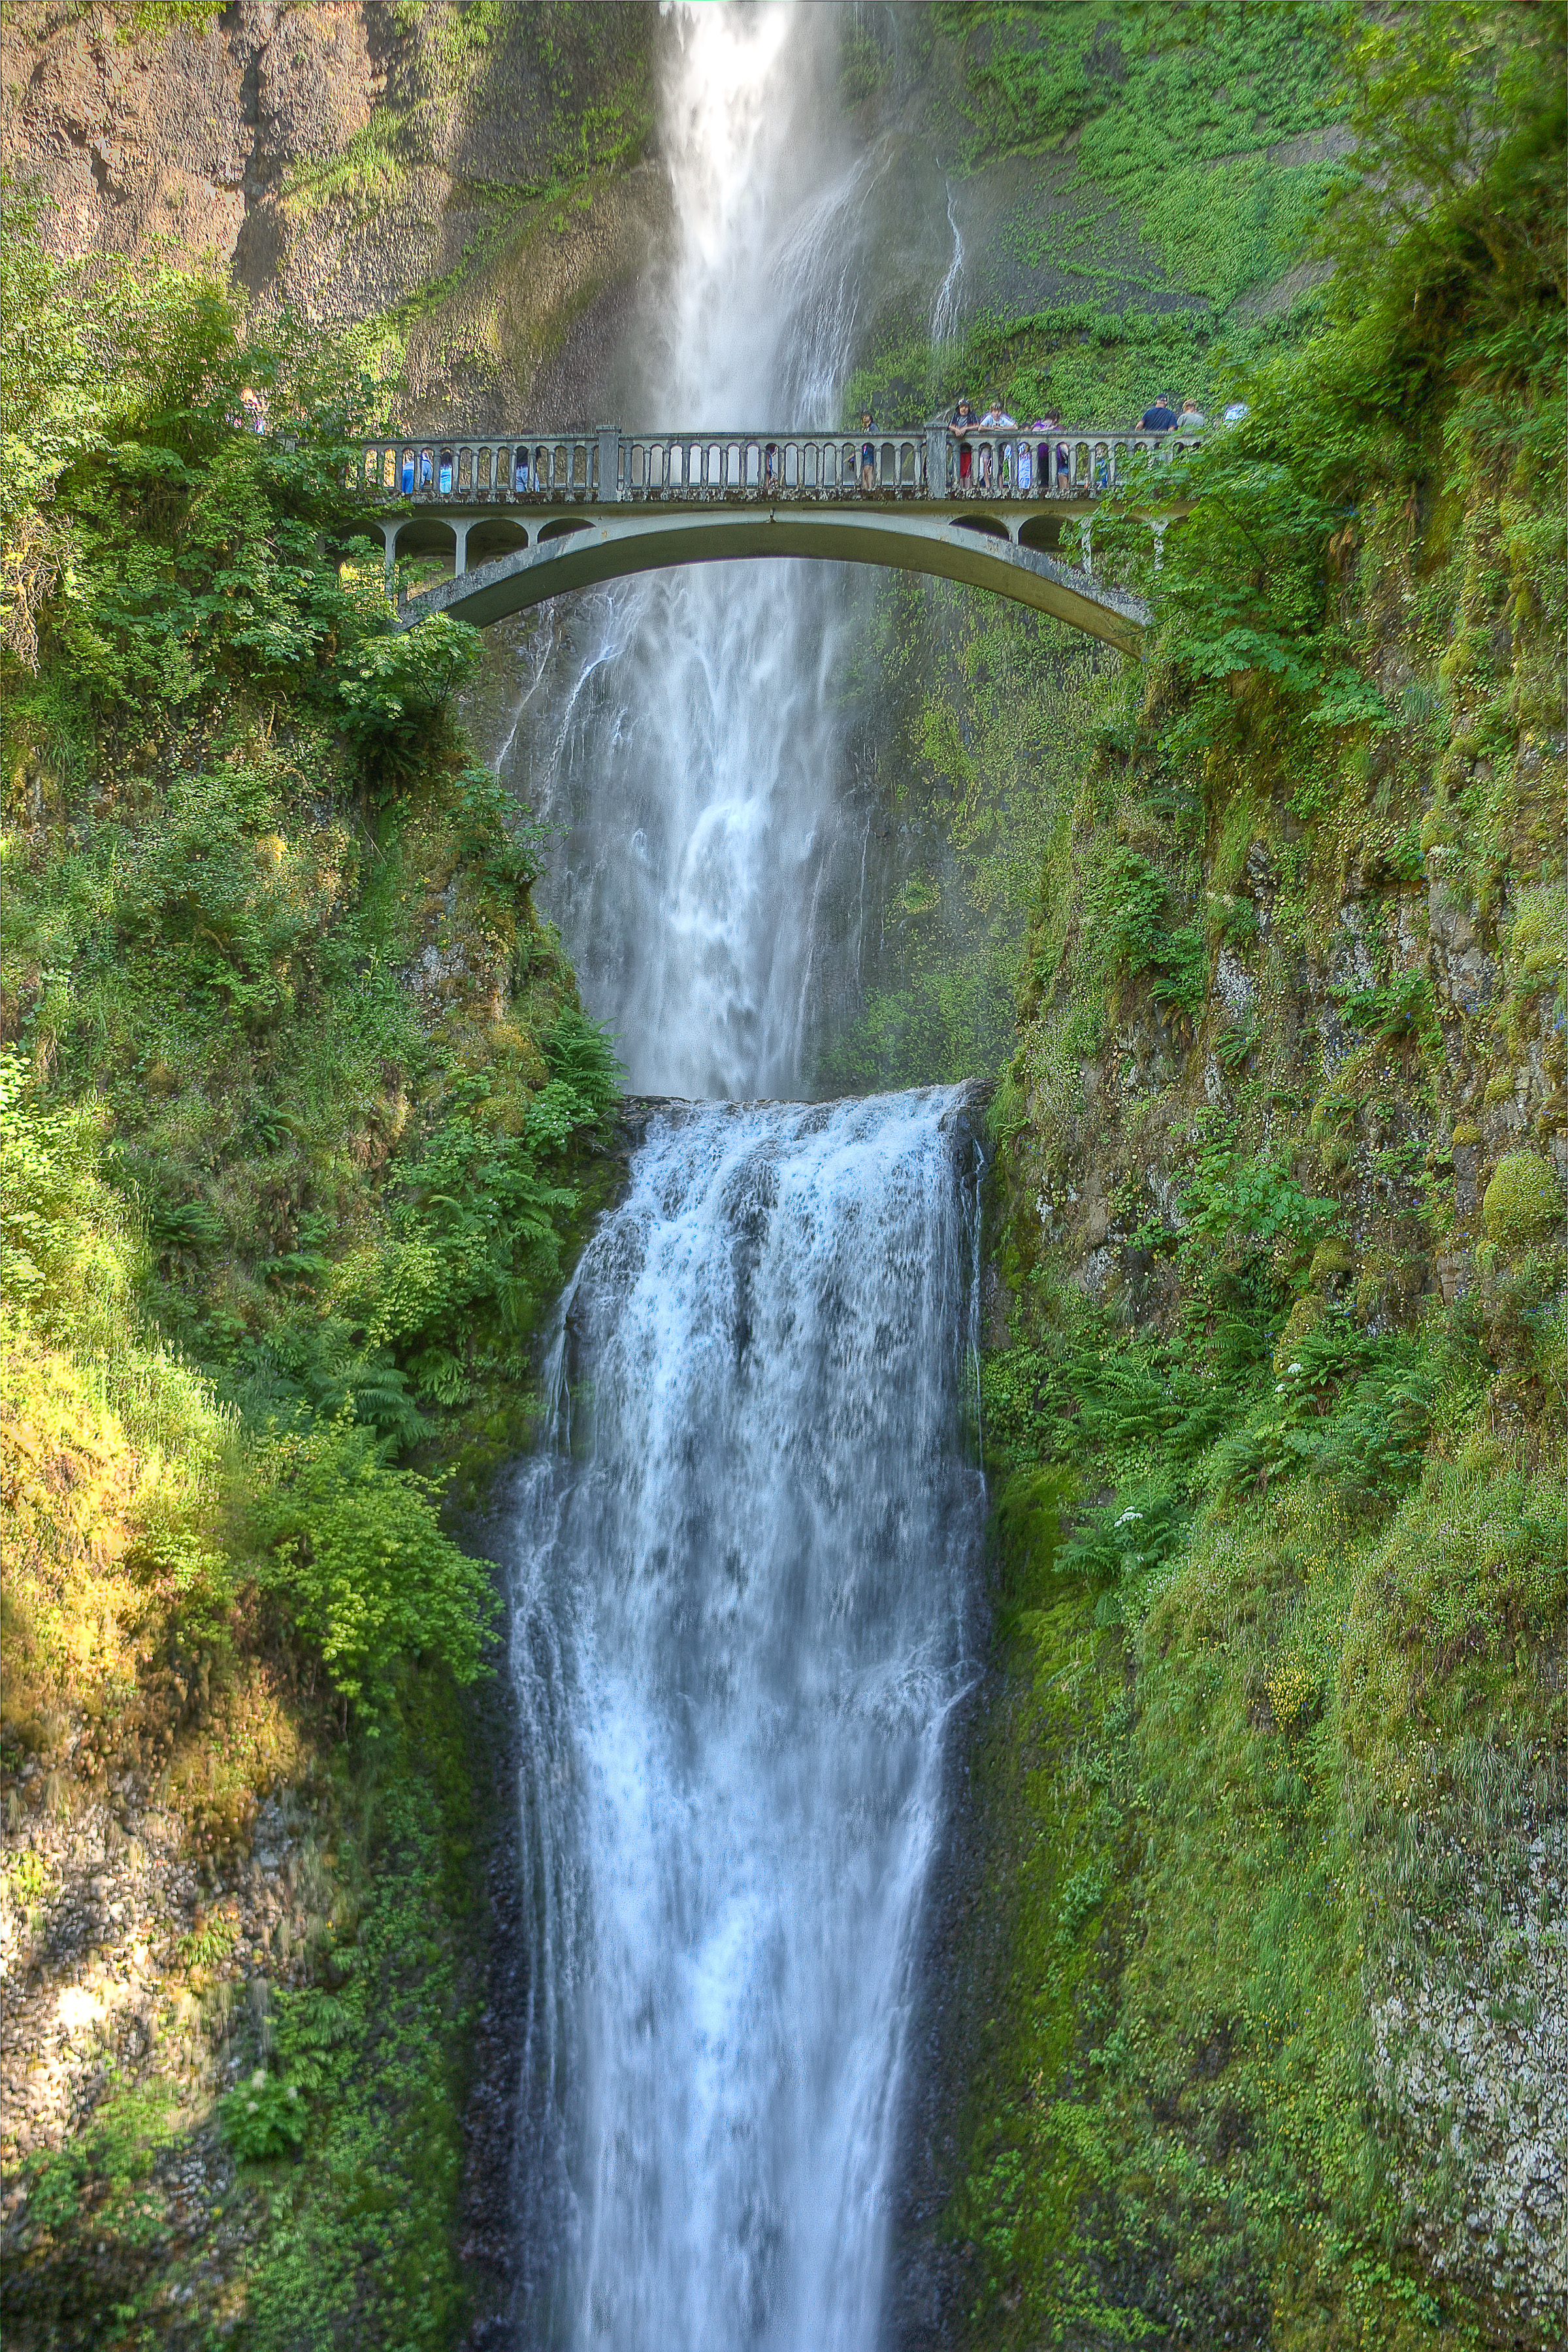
(1140, 390, 1179, 431)
(994, 399, 1019, 489)
(860, 414, 878, 494)
(1036, 414, 1068, 495)
(949, 395, 977, 493)
(1179, 397, 1206, 431)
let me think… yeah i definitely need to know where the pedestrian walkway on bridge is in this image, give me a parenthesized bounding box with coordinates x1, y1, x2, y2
(353, 419, 1201, 651)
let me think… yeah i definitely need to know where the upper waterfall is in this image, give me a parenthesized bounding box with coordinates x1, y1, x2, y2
(507, 1, 871, 1103)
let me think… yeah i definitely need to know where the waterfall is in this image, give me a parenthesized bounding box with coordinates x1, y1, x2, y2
(507, 1092, 983, 2347)
(510, 1, 874, 1100)
(500, 12, 988, 2343)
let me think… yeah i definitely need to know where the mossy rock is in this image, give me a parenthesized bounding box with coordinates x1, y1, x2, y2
(1273, 1290, 1330, 1377)
(1452, 1118, 1480, 1145)
(1481, 1150, 1563, 1247)
(1308, 1237, 1353, 1291)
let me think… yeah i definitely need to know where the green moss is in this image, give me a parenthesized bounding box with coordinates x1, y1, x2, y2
(1482, 1149, 1563, 1247)
(1307, 1235, 1353, 1288)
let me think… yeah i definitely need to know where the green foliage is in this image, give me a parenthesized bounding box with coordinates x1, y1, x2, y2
(992, 1463, 1067, 1607)
(1177, 1128, 1335, 1287)
(20, 2078, 180, 2246)
(1059, 1475, 1187, 1590)
(333, 615, 483, 792)
(838, 23, 889, 106)
(453, 760, 549, 892)
(535, 1004, 624, 1132)
(1134, 0, 1565, 741)
(178, 1912, 236, 1969)
(255, 1418, 497, 1723)
(220, 2067, 308, 2161)
(236, 1723, 483, 2351)
(0, 1049, 141, 1344)
(934, 0, 1348, 319)
(388, 1086, 578, 1397)
(1333, 966, 1438, 1045)
(1, 215, 618, 2343)
(953, 7, 1568, 2334)
(1081, 845, 1168, 978)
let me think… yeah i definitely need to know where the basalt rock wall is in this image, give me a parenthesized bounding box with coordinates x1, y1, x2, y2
(3, 0, 664, 420)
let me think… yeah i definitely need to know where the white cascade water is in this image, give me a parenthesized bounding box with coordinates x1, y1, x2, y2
(501, 11, 986, 2340)
(512, 2, 874, 1098)
(508, 1092, 983, 2347)
(930, 183, 964, 343)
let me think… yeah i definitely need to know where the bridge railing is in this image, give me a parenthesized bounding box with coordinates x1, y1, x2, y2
(351, 423, 1201, 506)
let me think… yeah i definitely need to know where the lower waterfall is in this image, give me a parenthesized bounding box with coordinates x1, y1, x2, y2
(505, 1089, 985, 2348)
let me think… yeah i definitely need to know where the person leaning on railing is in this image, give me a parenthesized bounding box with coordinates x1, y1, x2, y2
(949, 395, 977, 493)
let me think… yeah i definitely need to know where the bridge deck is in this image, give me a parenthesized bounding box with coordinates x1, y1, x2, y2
(357, 421, 1193, 645)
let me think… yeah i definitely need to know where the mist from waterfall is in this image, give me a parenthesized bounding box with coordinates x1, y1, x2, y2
(507, 1, 874, 1100)
(506, 1093, 984, 2348)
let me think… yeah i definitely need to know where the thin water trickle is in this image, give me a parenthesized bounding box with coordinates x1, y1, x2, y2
(930, 183, 964, 344)
(508, 1094, 985, 2349)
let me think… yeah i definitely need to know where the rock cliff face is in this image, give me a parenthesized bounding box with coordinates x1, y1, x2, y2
(3, 0, 663, 417)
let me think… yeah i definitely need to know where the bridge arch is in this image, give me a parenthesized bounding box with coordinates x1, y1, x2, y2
(395, 506, 1147, 652)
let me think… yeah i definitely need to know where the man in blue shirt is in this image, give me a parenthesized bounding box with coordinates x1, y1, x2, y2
(1140, 391, 1179, 429)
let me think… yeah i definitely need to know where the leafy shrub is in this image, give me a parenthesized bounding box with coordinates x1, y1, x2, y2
(0, 1051, 142, 1345)
(1333, 968, 1438, 1045)
(1174, 1132, 1337, 1337)
(330, 615, 483, 791)
(543, 1005, 623, 1120)
(1482, 1149, 1562, 1247)
(392, 1096, 576, 1394)
(255, 1418, 497, 1724)
(1056, 1856, 1113, 1943)
(1082, 847, 1169, 981)
(220, 2067, 307, 2161)
(1059, 1475, 1188, 1588)
(451, 763, 549, 894)
(1507, 888, 1566, 985)
(1148, 923, 1208, 1017)
(1209, 1322, 1437, 1514)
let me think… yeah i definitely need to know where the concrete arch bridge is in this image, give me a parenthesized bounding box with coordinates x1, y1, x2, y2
(357, 421, 1198, 654)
